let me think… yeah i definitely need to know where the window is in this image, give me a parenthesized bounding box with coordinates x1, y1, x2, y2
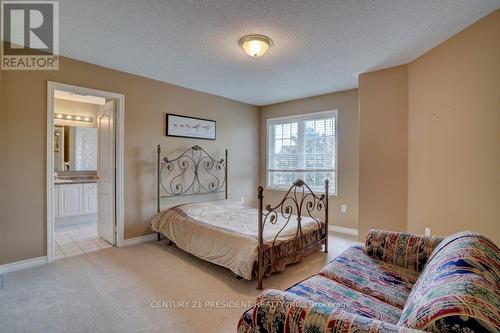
(267, 110, 337, 195)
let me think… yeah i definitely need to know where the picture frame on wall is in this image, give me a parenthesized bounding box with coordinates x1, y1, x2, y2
(166, 113, 216, 140)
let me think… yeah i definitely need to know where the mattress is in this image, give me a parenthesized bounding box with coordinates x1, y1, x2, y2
(151, 199, 324, 280)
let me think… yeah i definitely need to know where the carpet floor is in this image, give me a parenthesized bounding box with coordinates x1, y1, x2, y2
(0, 232, 359, 333)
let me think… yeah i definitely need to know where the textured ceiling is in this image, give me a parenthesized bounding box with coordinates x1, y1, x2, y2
(59, 0, 500, 106)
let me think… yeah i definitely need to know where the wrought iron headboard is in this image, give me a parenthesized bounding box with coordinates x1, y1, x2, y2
(156, 145, 227, 213)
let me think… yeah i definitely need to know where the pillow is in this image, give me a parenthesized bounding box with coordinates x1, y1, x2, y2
(365, 229, 443, 272)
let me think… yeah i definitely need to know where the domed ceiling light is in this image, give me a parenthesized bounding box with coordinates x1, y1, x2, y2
(239, 35, 272, 57)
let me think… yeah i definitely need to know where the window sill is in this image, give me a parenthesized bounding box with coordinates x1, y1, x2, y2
(265, 186, 337, 197)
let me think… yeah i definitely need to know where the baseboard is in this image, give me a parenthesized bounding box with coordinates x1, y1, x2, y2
(55, 214, 97, 227)
(329, 225, 359, 236)
(122, 234, 157, 247)
(0, 256, 47, 274)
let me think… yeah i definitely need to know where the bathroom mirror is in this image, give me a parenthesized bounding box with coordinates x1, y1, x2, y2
(54, 125, 97, 171)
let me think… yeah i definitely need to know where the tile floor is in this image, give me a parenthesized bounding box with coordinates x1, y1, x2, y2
(54, 222, 112, 259)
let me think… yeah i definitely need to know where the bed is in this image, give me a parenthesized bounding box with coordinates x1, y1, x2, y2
(151, 145, 329, 289)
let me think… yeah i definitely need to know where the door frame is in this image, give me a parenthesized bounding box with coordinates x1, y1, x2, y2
(46, 81, 125, 263)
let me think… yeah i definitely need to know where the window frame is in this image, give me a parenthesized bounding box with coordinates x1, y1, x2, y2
(265, 109, 338, 196)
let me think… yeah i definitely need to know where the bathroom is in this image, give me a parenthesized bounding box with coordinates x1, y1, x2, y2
(52, 90, 112, 259)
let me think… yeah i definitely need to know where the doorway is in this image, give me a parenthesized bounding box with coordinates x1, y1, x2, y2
(47, 82, 125, 263)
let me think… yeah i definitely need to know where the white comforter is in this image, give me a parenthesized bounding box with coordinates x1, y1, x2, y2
(150, 199, 322, 279)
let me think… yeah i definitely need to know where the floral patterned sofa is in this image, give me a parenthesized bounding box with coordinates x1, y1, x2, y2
(237, 230, 500, 333)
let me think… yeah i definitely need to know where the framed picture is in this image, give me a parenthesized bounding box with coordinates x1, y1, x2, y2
(166, 113, 216, 140)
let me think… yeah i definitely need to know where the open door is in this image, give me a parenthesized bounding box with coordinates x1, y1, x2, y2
(97, 100, 115, 244)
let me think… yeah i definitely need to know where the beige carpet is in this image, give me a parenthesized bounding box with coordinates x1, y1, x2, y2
(0, 232, 359, 333)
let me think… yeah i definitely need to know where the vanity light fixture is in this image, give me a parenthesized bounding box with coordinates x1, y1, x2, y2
(55, 113, 93, 123)
(239, 34, 272, 57)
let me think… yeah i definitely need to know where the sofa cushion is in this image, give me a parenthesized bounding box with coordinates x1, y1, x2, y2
(398, 232, 500, 332)
(238, 289, 423, 333)
(319, 245, 419, 309)
(365, 229, 443, 272)
(287, 275, 402, 324)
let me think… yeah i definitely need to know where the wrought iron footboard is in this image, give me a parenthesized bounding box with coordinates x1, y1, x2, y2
(257, 179, 329, 290)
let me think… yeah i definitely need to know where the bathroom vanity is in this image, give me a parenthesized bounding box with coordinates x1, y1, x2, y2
(53, 121, 98, 226)
(54, 177, 97, 225)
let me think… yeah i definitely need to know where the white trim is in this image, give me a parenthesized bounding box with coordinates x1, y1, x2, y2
(122, 234, 158, 247)
(47, 85, 55, 263)
(0, 257, 47, 274)
(265, 186, 337, 197)
(47, 81, 126, 263)
(329, 225, 358, 236)
(267, 110, 336, 122)
(114, 94, 125, 248)
(265, 109, 339, 196)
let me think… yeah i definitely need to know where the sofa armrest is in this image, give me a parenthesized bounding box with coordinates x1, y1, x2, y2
(365, 229, 443, 272)
(245, 289, 421, 333)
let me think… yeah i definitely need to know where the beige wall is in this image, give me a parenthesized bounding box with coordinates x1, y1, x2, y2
(358, 10, 499, 244)
(358, 66, 409, 240)
(259, 89, 359, 230)
(1, 57, 259, 264)
(407, 10, 500, 244)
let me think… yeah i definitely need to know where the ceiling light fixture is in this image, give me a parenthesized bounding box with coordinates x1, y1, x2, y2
(239, 34, 272, 57)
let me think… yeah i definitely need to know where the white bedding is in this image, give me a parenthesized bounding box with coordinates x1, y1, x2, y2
(150, 199, 322, 279)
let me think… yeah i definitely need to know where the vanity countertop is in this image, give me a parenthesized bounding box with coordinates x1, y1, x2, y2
(55, 178, 97, 185)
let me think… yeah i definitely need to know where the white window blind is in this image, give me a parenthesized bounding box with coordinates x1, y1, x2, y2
(267, 110, 337, 194)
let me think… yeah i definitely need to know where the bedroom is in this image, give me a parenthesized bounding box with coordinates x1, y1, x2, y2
(0, 1, 499, 333)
